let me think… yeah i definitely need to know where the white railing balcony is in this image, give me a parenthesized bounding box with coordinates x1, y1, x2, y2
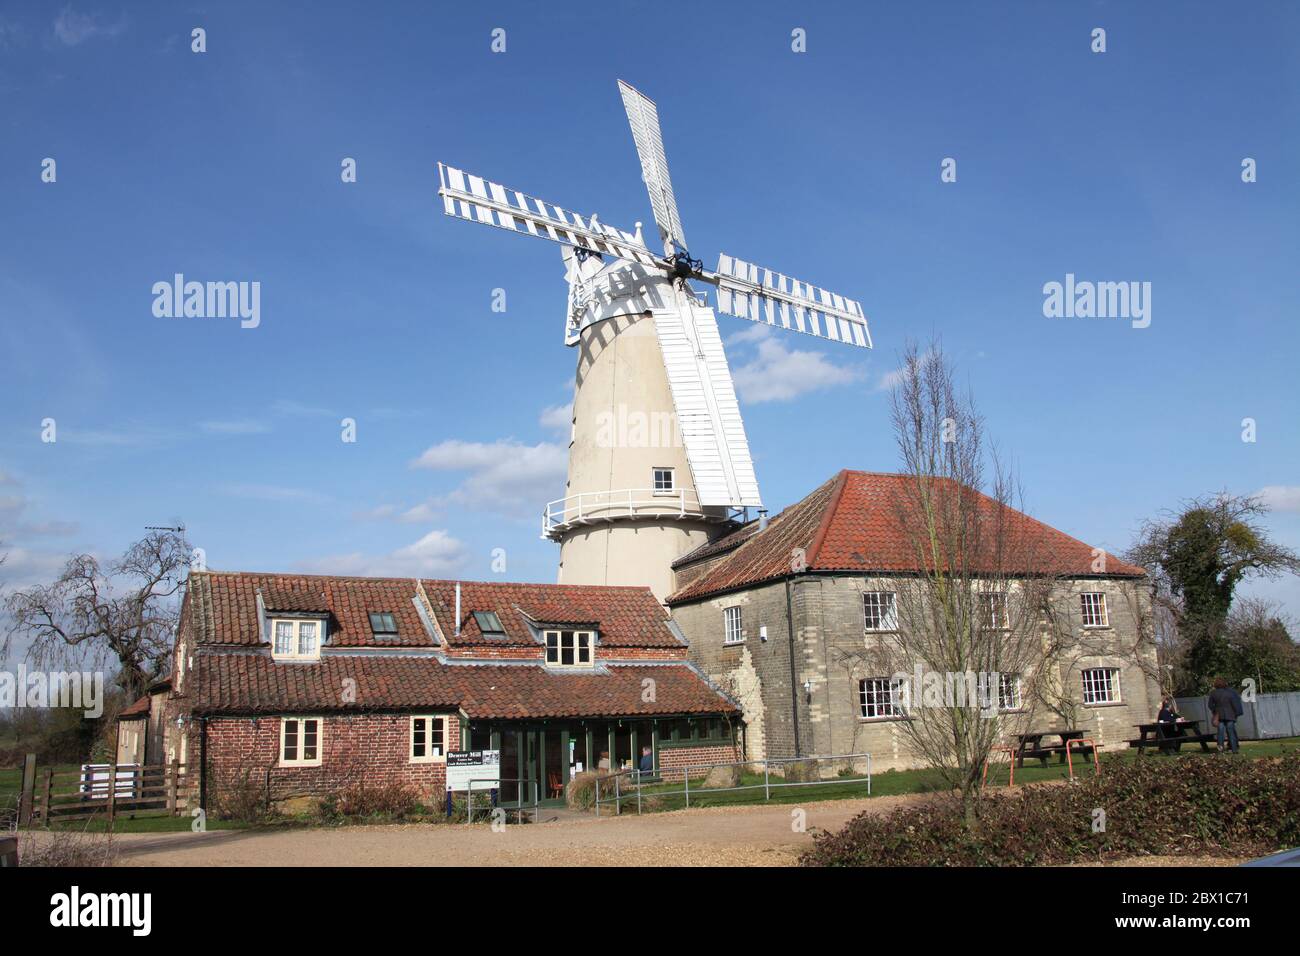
(541, 487, 729, 539)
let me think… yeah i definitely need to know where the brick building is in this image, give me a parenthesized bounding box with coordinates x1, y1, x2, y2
(131, 572, 739, 808)
(667, 470, 1161, 770)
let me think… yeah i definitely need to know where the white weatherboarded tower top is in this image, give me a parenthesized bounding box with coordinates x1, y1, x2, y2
(438, 80, 872, 601)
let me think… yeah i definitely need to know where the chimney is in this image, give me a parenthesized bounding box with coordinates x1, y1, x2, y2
(758, 509, 769, 532)
(454, 582, 461, 638)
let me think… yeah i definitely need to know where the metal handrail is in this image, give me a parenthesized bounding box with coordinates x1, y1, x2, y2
(593, 752, 873, 815)
(541, 487, 727, 537)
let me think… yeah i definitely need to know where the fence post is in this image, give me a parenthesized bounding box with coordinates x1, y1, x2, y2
(17, 754, 36, 828)
(764, 760, 770, 801)
(167, 758, 179, 814)
(106, 762, 119, 831)
(594, 776, 600, 818)
(684, 768, 690, 809)
(41, 768, 54, 825)
(614, 771, 621, 816)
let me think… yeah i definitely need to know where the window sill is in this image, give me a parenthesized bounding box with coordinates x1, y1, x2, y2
(409, 757, 447, 765)
(278, 761, 322, 769)
(722, 640, 745, 647)
(857, 715, 908, 723)
(1082, 700, 1125, 708)
(1081, 625, 1112, 631)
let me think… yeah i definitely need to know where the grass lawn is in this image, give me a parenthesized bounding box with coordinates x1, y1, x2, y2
(598, 735, 1300, 814)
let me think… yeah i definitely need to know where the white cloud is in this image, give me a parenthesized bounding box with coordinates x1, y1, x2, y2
(539, 402, 572, 433)
(1257, 486, 1300, 514)
(297, 529, 466, 578)
(53, 6, 125, 46)
(730, 335, 860, 404)
(410, 439, 567, 514)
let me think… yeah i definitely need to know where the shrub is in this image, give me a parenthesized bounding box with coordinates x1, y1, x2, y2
(566, 771, 604, 810)
(209, 767, 272, 823)
(317, 779, 422, 823)
(17, 828, 118, 867)
(802, 752, 1300, 867)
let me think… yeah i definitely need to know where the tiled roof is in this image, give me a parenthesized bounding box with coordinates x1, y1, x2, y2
(189, 654, 735, 719)
(119, 695, 150, 718)
(421, 579, 680, 648)
(668, 470, 1145, 603)
(187, 572, 433, 648)
(186, 572, 680, 650)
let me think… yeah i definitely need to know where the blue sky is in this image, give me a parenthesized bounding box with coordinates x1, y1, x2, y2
(1, 1, 1297, 633)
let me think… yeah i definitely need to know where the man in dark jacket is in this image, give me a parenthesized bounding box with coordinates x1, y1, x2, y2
(1207, 677, 1245, 753)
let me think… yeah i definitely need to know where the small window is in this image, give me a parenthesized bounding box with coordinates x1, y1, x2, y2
(859, 678, 905, 719)
(723, 606, 743, 645)
(280, 717, 322, 766)
(544, 629, 593, 667)
(979, 593, 1009, 630)
(863, 592, 897, 631)
(998, 674, 1023, 711)
(1081, 667, 1120, 705)
(410, 715, 448, 763)
(1080, 592, 1108, 628)
(652, 468, 675, 493)
(369, 612, 399, 638)
(472, 610, 505, 637)
(271, 619, 323, 661)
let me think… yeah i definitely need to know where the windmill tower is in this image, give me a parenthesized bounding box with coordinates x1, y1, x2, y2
(438, 80, 872, 601)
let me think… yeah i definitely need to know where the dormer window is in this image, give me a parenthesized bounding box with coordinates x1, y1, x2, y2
(472, 610, 506, 638)
(272, 618, 322, 661)
(545, 629, 593, 667)
(369, 612, 399, 639)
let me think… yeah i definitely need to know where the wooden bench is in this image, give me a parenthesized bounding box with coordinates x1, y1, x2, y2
(1128, 720, 1215, 755)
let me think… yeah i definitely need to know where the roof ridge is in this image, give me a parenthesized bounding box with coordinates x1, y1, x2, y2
(806, 469, 851, 568)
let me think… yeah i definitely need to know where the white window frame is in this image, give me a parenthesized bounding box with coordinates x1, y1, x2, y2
(997, 673, 1023, 711)
(863, 591, 898, 632)
(279, 717, 323, 767)
(858, 677, 905, 720)
(723, 606, 744, 645)
(979, 592, 1009, 630)
(409, 715, 450, 763)
(1080, 592, 1109, 628)
(544, 629, 594, 667)
(1081, 667, 1121, 705)
(652, 467, 675, 494)
(271, 617, 324, 661)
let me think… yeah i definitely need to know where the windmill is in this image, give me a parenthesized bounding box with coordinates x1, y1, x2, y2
(437, 80, 872, 601)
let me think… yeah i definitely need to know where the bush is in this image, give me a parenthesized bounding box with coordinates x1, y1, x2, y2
(17, 828, 118, 867)
(209, 767, 272, 823)
(317, 779, 422, 823)
(566, 771, 602, 811)
(802, 753, 1300, 866)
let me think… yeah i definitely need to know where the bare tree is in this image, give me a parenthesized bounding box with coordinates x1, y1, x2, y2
(841, 342, 1073, 824)
(2, 530, 190, 699)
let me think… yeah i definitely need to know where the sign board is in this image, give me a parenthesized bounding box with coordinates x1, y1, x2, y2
(445, 750, 501, 792)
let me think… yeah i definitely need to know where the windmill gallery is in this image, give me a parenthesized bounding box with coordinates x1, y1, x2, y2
(118, 82, 1159, 809)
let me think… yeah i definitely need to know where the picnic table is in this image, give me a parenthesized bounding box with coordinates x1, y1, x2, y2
(1013, 729, 1095, 767)
(1128, 719, 1215, 755)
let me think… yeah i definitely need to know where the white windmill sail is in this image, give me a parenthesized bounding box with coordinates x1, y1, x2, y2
(618, 80, 687, 254)
(712, 253, 872, 349)
(437, 163, 659, 267)
(653, 303, 762, 509)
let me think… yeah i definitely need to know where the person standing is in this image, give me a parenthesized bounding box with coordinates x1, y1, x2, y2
(1207, 677, 1244, 753)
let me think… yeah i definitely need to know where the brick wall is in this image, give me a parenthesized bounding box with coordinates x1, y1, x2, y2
(203, 712, 456, 803)
(657, 742, 740, 780)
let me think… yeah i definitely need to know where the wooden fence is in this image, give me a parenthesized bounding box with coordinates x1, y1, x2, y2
(14, 755, 196, 830)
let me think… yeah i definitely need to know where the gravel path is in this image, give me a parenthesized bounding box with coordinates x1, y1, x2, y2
(107, 794, 930, 867)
